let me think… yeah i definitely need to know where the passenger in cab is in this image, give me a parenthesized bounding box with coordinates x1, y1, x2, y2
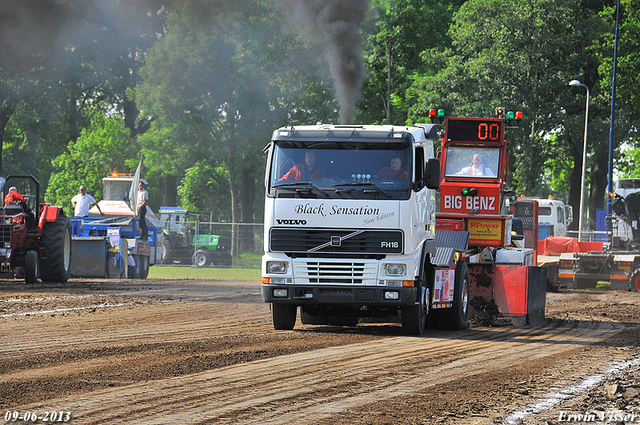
(374, 155, 407, 180)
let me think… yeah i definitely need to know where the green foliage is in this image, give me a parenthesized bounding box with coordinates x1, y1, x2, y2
(180, 161, 231, 221)
(46, 113, 136, 216)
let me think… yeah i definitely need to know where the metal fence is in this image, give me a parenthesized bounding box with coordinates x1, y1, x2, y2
(160, 222, 263, 268)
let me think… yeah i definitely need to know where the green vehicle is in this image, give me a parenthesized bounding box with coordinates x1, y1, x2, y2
(159, 207, 232, 267)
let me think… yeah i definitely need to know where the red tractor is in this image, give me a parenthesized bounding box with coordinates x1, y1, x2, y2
(0, 175, 71, 283)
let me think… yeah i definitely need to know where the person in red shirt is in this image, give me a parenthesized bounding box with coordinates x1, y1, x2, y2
(374, 155, 407, 181)
(279, 151, 327, 181)
(4, 186, 35, 229)
(4, 187, 26, 206)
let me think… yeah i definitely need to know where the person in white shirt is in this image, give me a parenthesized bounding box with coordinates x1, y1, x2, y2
(137, 181, 149, 240)
(456, 154, 495, 177)
(71, 185, 104, 217)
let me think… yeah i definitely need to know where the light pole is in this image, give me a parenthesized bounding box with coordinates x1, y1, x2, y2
(569, 80, 589, 241)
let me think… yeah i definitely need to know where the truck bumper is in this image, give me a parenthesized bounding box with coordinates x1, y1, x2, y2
(261, 284, 417, 306)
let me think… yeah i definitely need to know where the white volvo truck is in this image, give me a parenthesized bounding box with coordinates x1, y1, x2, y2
(261, 124, 470, 335)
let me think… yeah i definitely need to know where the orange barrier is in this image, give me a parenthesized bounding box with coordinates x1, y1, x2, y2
(536, 236, 603, 255)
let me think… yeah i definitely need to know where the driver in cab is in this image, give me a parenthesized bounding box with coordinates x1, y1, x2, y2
(374, 155, 407, 180)
(279, 151, 327, 181)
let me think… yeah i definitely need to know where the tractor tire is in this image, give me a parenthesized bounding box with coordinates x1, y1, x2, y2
(39, 214, 71, 283)
(272, 304, 297, 330)
(25, 250, 39, 284)
(192, 250, 208, 267)
(435, 261, 470, 330)
(630, 269, 640, 293)
(162, 234, 176, 264)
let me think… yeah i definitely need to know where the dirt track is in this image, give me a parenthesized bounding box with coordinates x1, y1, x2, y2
(1, 278, 640, 424)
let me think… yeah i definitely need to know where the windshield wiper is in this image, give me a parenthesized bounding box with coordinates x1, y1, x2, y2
(273, 182, 329, 197)
(332, 183, 391, 198)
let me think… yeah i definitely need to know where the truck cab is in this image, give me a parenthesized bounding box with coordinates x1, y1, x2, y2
(261, 123, 442, 334)
(516, 197, 573, 239)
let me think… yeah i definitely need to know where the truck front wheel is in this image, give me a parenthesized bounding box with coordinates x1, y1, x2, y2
(272, 303, 297, 330)
(401, 286, 429, 335)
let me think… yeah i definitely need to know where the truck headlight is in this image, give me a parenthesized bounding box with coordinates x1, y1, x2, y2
(385, 263, 406, 276)
(267, 261, 288, 274)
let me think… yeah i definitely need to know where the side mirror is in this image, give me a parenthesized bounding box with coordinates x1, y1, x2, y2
(425, 158, 440, 190)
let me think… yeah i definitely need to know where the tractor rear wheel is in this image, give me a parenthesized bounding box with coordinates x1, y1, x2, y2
(40, 214, 71, 283)
(25, 250, 39, 284)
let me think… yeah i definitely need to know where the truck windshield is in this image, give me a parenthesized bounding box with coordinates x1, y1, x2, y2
(269, 141, 412, 200)
(444, 147, 500, 178)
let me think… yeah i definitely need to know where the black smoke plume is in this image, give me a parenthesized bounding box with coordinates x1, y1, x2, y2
(275, 0, 370, 124)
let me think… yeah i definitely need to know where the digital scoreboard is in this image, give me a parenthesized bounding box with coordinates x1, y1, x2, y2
(446, 118, 503, 142)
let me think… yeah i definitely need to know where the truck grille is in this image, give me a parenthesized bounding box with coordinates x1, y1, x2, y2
(293, 260, 378, 285)
(270, 228, 403, 254)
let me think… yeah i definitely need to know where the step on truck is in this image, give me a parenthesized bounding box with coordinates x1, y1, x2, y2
(261, 123, 472, 335)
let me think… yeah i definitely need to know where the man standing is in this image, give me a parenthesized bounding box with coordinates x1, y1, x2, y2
(137, 181, 149, 240)
(71, 185, 104, 217)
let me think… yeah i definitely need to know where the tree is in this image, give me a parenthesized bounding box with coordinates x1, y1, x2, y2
(46, 113, 136, 217)
(407, 0, 611, 230)
(358, 0, 465, 125)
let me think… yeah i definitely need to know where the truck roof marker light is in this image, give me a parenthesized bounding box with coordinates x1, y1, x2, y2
(507, 111, 515, 120)
(429, 109, 436, 118)
(515, 111, 523, 120)
(437, 109, 445, 117)
(111, 171, 118, 177)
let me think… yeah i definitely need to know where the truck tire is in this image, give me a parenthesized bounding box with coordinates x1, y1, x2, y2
(401, 286, 429, 335)
(437, 261, 470, 330)
(630, 270, 640, 293)
(25, 250, 39, 284)
(272, 303, 297, 330)
(40, 215, 71, 283)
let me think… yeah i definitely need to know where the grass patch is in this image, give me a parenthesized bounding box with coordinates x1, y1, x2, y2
(149, 266, 261, 281)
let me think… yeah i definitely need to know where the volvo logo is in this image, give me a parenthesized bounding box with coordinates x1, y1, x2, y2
(331, 236, 341, 246)
(276, 219, 307, 225)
